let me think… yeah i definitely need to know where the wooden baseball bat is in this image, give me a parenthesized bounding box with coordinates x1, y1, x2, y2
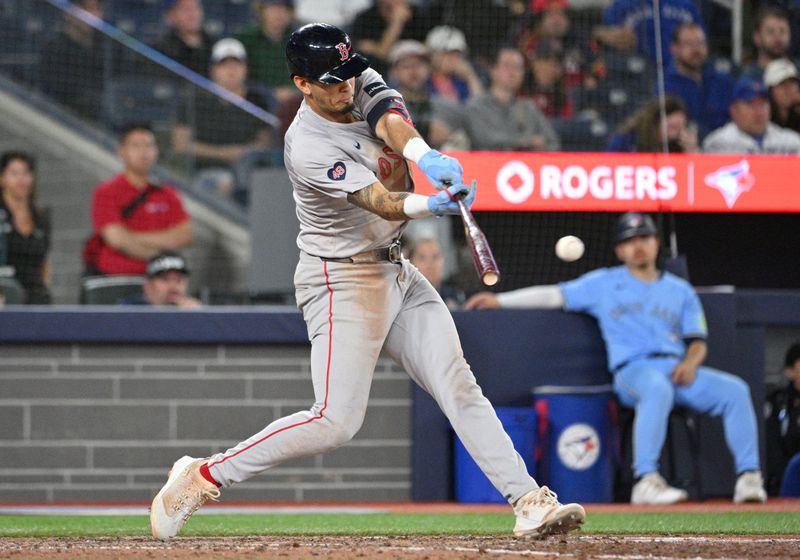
(457, 181, 500, 286)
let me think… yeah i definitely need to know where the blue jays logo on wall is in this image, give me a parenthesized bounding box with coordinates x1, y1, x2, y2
(557, 423, 601, 471)
(327, 161, 347, 181)
(704, 160, 755, 208)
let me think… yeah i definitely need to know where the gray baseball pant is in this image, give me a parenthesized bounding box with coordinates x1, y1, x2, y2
(207, 251, 537, 503)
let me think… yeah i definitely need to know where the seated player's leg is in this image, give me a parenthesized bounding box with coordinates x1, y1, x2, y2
(615, 360, 687, 504)
(614, 360, 676, 478)
(382, 262, 584, 537)
(674, 366, 766, 502)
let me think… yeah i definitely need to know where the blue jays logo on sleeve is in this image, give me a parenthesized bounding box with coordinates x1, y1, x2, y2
(327, 161, 347, 181)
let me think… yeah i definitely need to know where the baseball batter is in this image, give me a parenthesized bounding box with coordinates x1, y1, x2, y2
(466, 212, 768, 505)
(150, 23, 585, 540)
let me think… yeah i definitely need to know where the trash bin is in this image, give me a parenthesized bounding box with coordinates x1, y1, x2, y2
(453, 407, 537, 503)
(533, 385, 614, 504)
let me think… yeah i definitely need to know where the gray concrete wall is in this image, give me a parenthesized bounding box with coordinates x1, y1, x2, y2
(0, 344, 412, 502)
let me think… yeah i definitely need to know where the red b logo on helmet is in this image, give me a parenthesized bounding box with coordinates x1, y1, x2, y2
(335, 42, 350, 61)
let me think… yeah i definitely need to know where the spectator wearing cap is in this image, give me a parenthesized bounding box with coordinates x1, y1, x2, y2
(237, 0, 297, 104)
(741, 5, 792, 81)
(593, 0, 702, 66)
(426, 25, 484, 104)
(387, 40, 466, 149)
(465, 47, 559, 151)
(703, 78, 800, 154)
(426, 0, 515, 64)
(524, 40, 573, 118)
(350, 0, 432, 77)
(122, 252, 201, 307)
(172, 38, 274, 204)
(516, 0, 600, 89)
(765, 342, 800, 495)
(663, 22, 733, 140)
(152, 0, 216, 77)
(765, 58, 800, 134)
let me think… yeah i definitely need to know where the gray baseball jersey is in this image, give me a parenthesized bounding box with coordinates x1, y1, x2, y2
(285, 68, 412, 258)
(207, 68, 538, 506)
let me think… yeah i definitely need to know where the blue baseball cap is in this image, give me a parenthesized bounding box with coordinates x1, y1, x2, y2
(731, 78, 768, 104)
(615, 212, 658, 244)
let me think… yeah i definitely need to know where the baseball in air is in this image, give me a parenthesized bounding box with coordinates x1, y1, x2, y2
(555, 235, 585, 262)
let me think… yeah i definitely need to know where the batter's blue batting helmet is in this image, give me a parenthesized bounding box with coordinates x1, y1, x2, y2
(285, 23, 369, 84)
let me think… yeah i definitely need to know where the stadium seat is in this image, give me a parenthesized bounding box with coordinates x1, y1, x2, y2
(224, 0, 252, 35)
(102, 77, 180, 131)
(780, 452, 800, 497)
(80, 275, 145, 305)
(202, 1, 226, 38)
(0, 275, 26, 305)
(105, 0, 163, 43)
(552, 115, 609, 152)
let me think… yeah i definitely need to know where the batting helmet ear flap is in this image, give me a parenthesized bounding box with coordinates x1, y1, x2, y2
(286, 23, 370, 84)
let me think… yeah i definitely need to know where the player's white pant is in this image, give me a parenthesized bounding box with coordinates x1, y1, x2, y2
(206, 251, 537, 503)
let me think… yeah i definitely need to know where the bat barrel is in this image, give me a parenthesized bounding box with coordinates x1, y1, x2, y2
(457, 199, 500, 286)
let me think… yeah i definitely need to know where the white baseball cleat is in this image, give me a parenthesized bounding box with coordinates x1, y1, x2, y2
(150, 456, 220, 540)
(733, 471, 767, 504)
(513, 486, 585, 538)
(631, 472, 688, 505)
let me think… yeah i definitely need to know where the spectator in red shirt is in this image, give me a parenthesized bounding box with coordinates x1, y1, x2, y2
(89, 123, 192, 275)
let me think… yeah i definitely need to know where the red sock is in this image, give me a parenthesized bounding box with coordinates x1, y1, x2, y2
(199, 463, 221, 487)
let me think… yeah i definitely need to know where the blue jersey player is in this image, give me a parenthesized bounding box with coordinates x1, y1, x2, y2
(466, 212, 767, 505)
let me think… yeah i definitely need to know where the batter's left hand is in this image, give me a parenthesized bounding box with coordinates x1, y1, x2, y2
(672, 361, 697, 386)
(427, 181, 476, 216)
(418, 149, 464, 191)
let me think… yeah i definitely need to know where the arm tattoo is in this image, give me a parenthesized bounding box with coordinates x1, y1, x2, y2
(347, 183, 410, 220)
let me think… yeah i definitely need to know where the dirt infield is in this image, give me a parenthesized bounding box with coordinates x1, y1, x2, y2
(2, 535, 800, 559)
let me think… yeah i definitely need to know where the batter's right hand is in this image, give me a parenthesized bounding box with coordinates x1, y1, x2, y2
(418, 149, 464, 190)
(464, 292, 500, 310)
(427, 182, 474, 216)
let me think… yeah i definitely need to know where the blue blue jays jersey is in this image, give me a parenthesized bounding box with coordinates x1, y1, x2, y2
(560, 266, 707, 370)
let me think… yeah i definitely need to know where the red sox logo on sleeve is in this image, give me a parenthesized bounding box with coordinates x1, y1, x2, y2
(335, 42, 350, 61)
(327, 161, 347, 181)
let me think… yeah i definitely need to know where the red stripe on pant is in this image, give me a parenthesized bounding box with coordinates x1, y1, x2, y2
(208, 261, 334, 468)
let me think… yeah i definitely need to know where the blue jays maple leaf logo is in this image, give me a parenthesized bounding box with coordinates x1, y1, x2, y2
(704, 160, 755, 208)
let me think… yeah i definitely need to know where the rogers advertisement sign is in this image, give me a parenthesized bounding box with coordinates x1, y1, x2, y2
(415, 152, 800, 212)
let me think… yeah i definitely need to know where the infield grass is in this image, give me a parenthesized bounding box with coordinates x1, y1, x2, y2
(0, 512, 797, 537)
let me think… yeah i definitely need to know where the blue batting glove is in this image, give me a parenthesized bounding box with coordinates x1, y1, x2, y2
(418, 150, 464, 191)
(427, 181, 477, 216)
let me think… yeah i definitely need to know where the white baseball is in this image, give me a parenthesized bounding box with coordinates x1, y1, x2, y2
(555, 235, 585, 262)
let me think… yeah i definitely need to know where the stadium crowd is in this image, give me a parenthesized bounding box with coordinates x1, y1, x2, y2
(9, 0, 800, 210)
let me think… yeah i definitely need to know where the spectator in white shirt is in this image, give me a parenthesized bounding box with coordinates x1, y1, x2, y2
(703, 78, 800, 154)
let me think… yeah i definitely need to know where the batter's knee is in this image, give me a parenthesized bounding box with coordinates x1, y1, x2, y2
(320, 414, 363, 449)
